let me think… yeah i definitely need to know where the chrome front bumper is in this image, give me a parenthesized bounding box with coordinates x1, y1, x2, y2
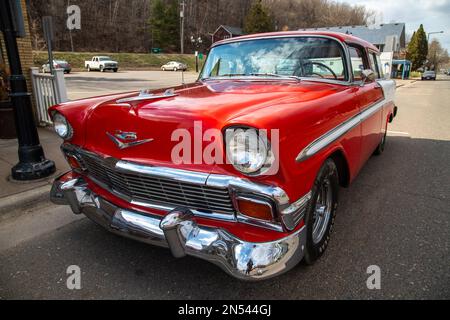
(51, 176, 307, 281)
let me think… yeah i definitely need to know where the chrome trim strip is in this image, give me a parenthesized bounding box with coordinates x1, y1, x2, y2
(50, 176, 307, 281)
(281, 191, 312, 231)
(115, 161, 210, 185)
(296, 98, 386, 162)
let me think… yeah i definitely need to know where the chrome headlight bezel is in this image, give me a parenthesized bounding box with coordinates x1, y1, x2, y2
(52, 112, 73, 140)
(225, 126, 274, 176)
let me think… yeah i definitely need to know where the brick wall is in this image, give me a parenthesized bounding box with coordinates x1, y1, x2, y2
(0, 0, 34, 96)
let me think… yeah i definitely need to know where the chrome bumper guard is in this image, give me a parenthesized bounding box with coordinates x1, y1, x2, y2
(51, 176, 307, 281)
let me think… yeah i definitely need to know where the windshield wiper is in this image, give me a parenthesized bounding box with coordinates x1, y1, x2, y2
(201, 73, 301, 81)
(248, 73, 301, 81)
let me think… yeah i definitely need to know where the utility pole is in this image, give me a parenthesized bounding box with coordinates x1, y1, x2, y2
(180, 0, 185, 54)
(0, 0, 55, 180)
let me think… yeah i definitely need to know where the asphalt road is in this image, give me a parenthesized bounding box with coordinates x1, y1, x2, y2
(1, 77, 449, 299)
(65, 70, 199, 100)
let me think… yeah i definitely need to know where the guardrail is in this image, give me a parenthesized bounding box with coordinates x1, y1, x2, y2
(30, 67, 68, 125)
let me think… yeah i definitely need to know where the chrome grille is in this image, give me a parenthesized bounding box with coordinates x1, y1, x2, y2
(79, 153, 236, 215)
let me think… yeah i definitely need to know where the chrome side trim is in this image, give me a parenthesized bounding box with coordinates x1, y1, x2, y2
(50, 176, 307, 281)
(296, 98, 386, 162)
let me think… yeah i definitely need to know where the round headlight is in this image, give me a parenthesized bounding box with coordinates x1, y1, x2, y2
(226, 128, 272, 175)
(53, 112, 73, 140)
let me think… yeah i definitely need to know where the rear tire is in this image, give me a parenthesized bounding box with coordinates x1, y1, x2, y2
(304, 158, 339, 265)
(173, 67, 178, 72)
(374, 125, 387, 156)
(87, 65, 91, 72)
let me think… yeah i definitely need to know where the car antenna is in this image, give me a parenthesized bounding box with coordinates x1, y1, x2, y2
(181, 69, 185, 85)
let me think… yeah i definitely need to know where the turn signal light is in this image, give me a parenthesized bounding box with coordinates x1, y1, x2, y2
(237, 198, 274, 221)
(65, 154, 82, 170)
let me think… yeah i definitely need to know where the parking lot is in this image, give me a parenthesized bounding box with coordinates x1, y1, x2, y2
(0, 75, 449, 299)
(65, 70, 199, 100)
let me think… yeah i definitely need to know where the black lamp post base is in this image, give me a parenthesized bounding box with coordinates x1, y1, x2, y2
(11, 159, 56, 181)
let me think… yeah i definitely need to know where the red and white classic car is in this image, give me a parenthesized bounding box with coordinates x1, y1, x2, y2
(49, 31, 396, 280)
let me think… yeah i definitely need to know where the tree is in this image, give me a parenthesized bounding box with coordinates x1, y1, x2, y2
(427, 39, 449, 71)
(149, 0, 180, 52)
(407, 25, 428, 71)
(243, 0, 274, 34)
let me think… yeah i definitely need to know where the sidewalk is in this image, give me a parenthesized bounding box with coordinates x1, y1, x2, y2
(0, 127, 69, 214)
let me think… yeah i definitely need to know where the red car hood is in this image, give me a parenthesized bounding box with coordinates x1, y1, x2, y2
(55, 79, 347, 174)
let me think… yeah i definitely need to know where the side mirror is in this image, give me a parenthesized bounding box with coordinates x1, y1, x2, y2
(361, 69, 376, 85)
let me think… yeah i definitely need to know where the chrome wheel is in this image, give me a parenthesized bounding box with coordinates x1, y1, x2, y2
(312, 178, 332, 244)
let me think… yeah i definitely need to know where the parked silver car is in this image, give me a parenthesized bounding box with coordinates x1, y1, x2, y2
(161, 61, 187, 71)
(42, 60, 72, 74)
(421, 70, 436, 80)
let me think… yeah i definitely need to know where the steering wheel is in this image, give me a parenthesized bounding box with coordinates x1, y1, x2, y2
(299, 61, 338, 80)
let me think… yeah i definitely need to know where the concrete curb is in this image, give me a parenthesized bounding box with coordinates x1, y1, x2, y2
(0, 184, 52, 215)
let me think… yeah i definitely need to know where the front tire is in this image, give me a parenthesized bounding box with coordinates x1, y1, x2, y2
(304, 158, 339, 265)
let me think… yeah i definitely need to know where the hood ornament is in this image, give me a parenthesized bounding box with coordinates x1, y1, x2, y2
(116, 89, 178, 104)
(107, 131, 154, 150)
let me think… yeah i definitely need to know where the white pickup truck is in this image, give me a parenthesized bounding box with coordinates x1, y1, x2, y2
(85, 56, 119, 72)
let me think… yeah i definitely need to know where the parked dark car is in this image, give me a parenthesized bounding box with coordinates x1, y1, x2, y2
(421, 71, 436, 80)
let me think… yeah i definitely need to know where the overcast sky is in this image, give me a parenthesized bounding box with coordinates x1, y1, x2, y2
(336, 0, 450, 51)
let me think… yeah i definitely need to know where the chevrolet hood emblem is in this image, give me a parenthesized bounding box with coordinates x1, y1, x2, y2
(107, 131, 154, 150)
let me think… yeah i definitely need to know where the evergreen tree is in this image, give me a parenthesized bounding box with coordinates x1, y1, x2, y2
(149, 0, 179, 52)
(416, 24, 428, 67)
(243, 0, 275, 34)
(407, 25, 428, 71)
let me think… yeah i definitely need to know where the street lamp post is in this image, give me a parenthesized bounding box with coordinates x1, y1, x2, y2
(190, 36, 203, 73)
(0, 0, 55, 180)
(427, 31, 444, 41)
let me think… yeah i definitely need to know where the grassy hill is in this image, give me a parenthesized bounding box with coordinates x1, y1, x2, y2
(33, 51, 204, 72)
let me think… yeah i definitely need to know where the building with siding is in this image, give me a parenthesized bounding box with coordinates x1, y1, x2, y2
(300, 23, 406, 54)
(212, 25, 244, 43)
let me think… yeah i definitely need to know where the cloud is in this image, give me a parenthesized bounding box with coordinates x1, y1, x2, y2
(336, 0, 450, 51)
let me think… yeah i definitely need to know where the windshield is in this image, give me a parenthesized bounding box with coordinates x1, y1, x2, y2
(201, 37, 348, 81)
(99, 57, 112, 61)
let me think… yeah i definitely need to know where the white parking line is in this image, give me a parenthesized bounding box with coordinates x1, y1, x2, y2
(387, 130, 410, 136)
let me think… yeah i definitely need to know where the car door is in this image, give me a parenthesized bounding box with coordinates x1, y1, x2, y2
(348, 45, 384, 166)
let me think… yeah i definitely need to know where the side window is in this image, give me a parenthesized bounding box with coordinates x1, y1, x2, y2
(348, 46, 365, 81)
(376, 54, 384, 78)
(368, 52, 381, 79)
